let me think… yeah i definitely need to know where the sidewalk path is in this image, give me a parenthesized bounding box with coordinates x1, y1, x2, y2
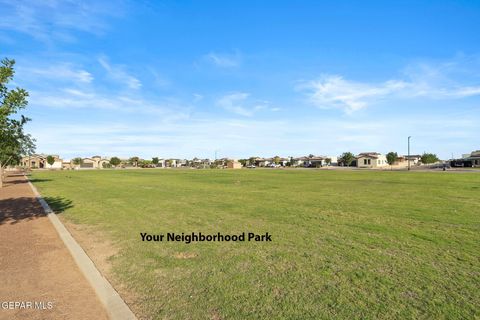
(0, 173, 108, 320)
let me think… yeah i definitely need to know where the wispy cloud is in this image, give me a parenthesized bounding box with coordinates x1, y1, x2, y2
(98, 56, 142, 89)
(0, 0, 125, 43)
(299, 75, 407, 113)
(204, 51, 241, 67)
(216, 92, 275, 117)
(193, 94, 204, 102)
(216, 92, 253, 116)
(18, 64, 93, 84)
(299, 57, 480, 113)
(30, 87, 191, 120)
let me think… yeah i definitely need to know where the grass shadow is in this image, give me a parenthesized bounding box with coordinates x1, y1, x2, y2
(29, 178, 54, 183)
(0, 196, 73, 225)
(44, 196, 74, 213)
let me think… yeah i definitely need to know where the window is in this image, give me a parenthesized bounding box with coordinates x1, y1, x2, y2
(364, 159, 367, 165)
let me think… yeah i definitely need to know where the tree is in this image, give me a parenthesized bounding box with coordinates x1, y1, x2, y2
(325, 158, 332, 166)
(72, 157, 83, 167)
(1, 58, 35, 187)
(46, 155, 55, 167)
(248, 157, 257, 166)
(152, 157, 159, 166)
(386, 152, 398, 169)
(273, 156, 280, 165)
(339, 152, 355, 167)
(109, 157, 121, 167)
(287, 156, 295, 167)
(129, 156, 140, 167)
(421, 153, 439, 164)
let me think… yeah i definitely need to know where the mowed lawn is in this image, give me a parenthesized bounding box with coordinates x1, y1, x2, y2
(31, 169, 480, 319)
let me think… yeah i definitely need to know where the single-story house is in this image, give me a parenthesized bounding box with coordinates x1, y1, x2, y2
(356, 152, 388, 168)
(292, 156, 338, 167)
(404, 155, 422, 165)
(191, 158, 211, 168)
(462, 150, 480, 167)
(80, 156, 110, 169)
(21, 154, 63, 169)
(226, 160, 242, 169)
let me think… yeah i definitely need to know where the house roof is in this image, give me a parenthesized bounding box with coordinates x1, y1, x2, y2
(464, 150, 480, 159)
(357, 152, 381, 159)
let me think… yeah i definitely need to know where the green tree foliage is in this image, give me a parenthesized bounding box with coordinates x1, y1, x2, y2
(339, 152, 355, 167)
(46, 155, 55, 166)
(287, 156, 295, 167)
(72, 157, 83, 166)
(109, 157, 121, 167)
(325, 158, 332, 166)
(386, 152, 398, 166)
(152, 157, 159, 165)
(0, 58, 35, 187)
(421, 153, 439, 164)
(130, 156, 140, 167)
(273, 156, 280, 164)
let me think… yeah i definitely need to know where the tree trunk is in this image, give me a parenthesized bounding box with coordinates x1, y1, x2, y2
(0, 163, 3, 188)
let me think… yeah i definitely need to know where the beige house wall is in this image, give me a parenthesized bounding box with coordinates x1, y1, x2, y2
(227, 161, 242, 169)
(357, 155, 388, 168)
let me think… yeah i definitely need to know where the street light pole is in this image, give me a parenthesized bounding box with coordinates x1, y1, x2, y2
(408, 136, 411, 171)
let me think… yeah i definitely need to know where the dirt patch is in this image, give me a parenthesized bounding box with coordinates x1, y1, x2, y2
(61, 219, 148, 320)
(173, 252, 198, 259)
(62, 221, 119, 275)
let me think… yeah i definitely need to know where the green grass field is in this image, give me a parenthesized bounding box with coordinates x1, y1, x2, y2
(31, 169, 480, 319)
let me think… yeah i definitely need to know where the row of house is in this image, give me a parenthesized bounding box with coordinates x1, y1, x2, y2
(21, 155, 110, 170)
(19, 150, 479, 170)
(20, 155, 217, 170)
(249, 156, 338, 167)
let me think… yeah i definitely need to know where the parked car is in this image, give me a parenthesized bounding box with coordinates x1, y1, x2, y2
(246, 165, 256, 168)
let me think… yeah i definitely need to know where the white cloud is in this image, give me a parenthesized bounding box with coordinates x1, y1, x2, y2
(216, 92, 255, 116)
(300, 58, 480, 113)
(0, 0, 124, 43)
(299, 75, 408, 113)
(30, 87, 191, 119)
(216, 93, 280, 116)
(98, 56, 142, 89)
(18, 64, 93, 84)
(205, 52, 241, 67)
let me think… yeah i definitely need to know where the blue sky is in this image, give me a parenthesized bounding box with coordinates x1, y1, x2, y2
(2, 0, 480, 159)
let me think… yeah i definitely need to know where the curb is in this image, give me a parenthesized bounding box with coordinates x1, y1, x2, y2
(26, 175, 137, 320)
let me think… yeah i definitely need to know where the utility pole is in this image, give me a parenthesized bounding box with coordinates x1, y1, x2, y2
(408, 136, 411, 171)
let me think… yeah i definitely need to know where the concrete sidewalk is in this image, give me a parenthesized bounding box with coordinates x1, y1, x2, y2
(0, 173, 109, 320)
